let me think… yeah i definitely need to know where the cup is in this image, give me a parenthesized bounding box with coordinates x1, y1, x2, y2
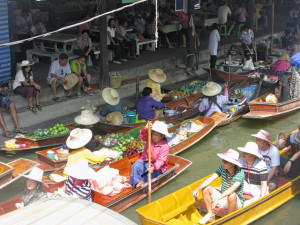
(47, 150, 55, 159)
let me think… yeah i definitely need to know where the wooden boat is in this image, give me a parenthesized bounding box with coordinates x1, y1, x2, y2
(0, 158, 39, 190)
(203, 67, 253, 82)
(36, 148, 69, 172)
(243, 94, 300, 120)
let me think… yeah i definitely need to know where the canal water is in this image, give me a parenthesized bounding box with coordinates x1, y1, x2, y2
(1, 111, 300, 224)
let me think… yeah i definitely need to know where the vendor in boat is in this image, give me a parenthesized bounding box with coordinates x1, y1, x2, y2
(199, 82, 229, 116)
(239, 24, 256, 58)
(16, 167, 48, 209)
(192, 149, 245, 224)
(252, 130, 280, 192)
(136, 87, 166, 121)
(237, 142, 268, 205)
(272, 53, 291, 102)
(129, 121, 171, 188)
(98, 87, 122, 117)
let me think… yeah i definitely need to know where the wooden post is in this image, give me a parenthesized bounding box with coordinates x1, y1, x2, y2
(187, 0, 195, 68)
(136, 76, 140, 103)
(248, 0, 255, 30)
(99, 0, 109, 89)
(271, 0, 275, 51)
(147, 121, 152, 203)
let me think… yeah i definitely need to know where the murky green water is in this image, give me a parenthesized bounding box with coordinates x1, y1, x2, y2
(1, 111, 300, 224)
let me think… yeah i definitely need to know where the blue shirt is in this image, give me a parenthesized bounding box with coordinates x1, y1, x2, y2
(100, 102, 122, 117)
(47, 60, 71, 82)
(136, 96, 165, 121)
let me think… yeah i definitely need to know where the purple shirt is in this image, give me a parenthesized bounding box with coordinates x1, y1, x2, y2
(273, 60, 291, 74)
(136, 96, 165, 121)
(234, 8, 247, 22)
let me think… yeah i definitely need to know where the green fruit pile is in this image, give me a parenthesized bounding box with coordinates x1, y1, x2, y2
(32, 123, 69, 139)
(103, 133, 135, 152)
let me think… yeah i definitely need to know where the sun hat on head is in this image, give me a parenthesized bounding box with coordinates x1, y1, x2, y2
(237, 142, 263, 159)
(22, 167, 44, 183)
(151, 121, 171, 138)
(275, 132, 286, 150)
(63, 73, 79, 90)
(66, 128, 93, 149)
(105, 112, 123, 125)
(217, 149, 242, 167)
(65, 159, 96, 180)
(278, 53, 290, 61)
(148, 69, 167, 83)
(75, 109, 100, 125)
(251, 129, 272, 144)
(202, 82, 222, 96)
(20, 60, 34, 67)
(102, 88, 120, 105)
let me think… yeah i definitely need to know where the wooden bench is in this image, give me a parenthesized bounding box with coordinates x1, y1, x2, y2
(136, 39, 156, 55)
(26, 49, 78, 62)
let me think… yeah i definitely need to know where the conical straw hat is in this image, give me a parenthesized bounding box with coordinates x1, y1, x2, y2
(105, 112, 123, 125)
(66, 128, 93, 149)
(75, 109, 100, 125)
(148, 69, 167, 83)
(202, 82, 222, 96)
(102, 88, 120, 105)
(63, 73, 79, 90)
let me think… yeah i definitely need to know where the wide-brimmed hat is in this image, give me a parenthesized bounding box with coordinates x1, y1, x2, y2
(63, 73, 79, 90)
(19, 60, 34, 67)
(202, 82, 222, 96)
(74, 109, 100, 125)
(217, 149, 242, 167)
(275, 132, 286, 150)
(102, 88, 120, 105)
(279, 53, 290, 61)
(152, 121, 171, 138)
(148, 69, 167, 83)
(22, 167, 43, 183)
(251, 129, 272, 144)
(237, 142, 263, 159)
(66, 128, 93, 149)
(65, 159, 96, 180)
(105, 112, 123, 125)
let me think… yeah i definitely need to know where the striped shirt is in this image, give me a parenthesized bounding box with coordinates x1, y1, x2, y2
(215, 166, 245, 205)
(65, 176, 92, 201)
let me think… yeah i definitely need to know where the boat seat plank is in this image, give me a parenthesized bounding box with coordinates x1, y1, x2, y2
(8, 159, 37, 178)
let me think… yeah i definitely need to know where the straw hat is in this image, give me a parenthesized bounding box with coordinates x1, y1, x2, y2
(237, 142, 263, 159)
(65, 159, 96, 180)
(105, 112, 123, 125)
(278, 53, 290, 61)
(251, 129, 272, 144)
(202, 82, 222, 96)
(22, 167, 43, 183)
(152, 121, 171, 138)
(74, 109, 100, 125)
(66, 128, 93, 149)
(275, 132, 286, 150)
(148, 69, 167, 83)
(102, 88, 120, 105)
(217, 149, 242, 167)
(63, 73, 79, 90)
(19, 60, 34, 67)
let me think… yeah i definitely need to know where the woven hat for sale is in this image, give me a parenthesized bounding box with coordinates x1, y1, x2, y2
(202, 81, 222, 96)
(63, 73, 79, 90)
(105, 112, 123, 125)
(148, 69, 167, 83)
(102, 88, 120, 105)
(66, 128, 93, 149)
(217, 149, 242, 167)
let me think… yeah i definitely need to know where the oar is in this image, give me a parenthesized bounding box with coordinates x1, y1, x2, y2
(208, 53, 212, 81)
(255, 44, 258, 72)
(147, 121, 152, 203)
(228, 55, 231, 83)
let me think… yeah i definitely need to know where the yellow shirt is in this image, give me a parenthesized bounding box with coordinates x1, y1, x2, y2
(146, 79, 165, 100)
(255, 4, 263, 19)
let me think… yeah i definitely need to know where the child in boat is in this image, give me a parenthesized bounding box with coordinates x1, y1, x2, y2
(192, 149, 245, 224)
(198, 82, 229, 117)
(129, 121, 171, 188)
(242, 50, 255, 71)
(16, 167, 48, 209)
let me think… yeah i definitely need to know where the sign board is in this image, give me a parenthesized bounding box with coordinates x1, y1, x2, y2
(176, 0, 200, 11)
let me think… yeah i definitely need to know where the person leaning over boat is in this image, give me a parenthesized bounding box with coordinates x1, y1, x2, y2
(252, 130, 280, 192)
(97, 87, 122, 118)
(193, 149, 245, 224)
(16, 167, 48, 209)
(129, 121, 171, 188)
(237, 142, 268, 205)
(136, 87, 165, 121)
(199, 82, 229, 117)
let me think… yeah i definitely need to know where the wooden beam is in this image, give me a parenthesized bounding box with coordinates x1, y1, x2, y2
(187, 0, 195, 68)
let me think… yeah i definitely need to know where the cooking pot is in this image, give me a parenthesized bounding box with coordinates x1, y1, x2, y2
(164, 109, 180, 117)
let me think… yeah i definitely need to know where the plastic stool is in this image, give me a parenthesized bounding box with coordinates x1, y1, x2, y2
(237, 24, 245, 37)
(219, 24, 227, 38)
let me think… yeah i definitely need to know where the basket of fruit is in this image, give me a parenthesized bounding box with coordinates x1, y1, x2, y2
(29, 123, 70, 140)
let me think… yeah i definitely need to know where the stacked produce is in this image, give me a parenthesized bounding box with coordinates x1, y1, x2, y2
(178, 80, 210, 95)
(29, 124, 70, 139)
(169, 91, 189, 98)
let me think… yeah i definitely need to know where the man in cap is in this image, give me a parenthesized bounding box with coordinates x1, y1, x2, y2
(193, 149, 244, 224)
(237, 142, 268, 205)
(252, 129, 280, 192)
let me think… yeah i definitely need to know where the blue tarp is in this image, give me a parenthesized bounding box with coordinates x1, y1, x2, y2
(291, 52, 300, 68)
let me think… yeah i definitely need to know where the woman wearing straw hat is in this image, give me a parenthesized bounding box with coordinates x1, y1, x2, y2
(199, 81, 229, 117)
(252, 129, 280, 192)
(13, 60, 42, 112)
(193, 149, 245, 224)
(15, 167, 48, 209)
(129, 121, 171, 188)
(98, 87, 122, 117)
(237, 142, 268, 206)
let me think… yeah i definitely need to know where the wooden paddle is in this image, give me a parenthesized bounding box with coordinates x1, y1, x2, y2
(228, 55, 231, 83)
(208, 53, 212, 81)
(147, 121, 152, 203)
(255, 44, 258, 72)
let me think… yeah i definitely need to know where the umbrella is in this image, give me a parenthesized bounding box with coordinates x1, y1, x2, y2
(291, 52, 300, 68)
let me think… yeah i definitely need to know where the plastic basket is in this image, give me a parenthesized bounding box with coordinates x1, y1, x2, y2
(109, 72, 122, 89)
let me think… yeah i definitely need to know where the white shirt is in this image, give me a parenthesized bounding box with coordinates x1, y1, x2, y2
(47, 60, 71, 82)
(13, 70, 33, 90)
(107, 26, 116, 45)
(209, 29, 220, 56)
(259, 145, 280, 173)
(199, 95, 228, 116)
(218, 5, 231, 24)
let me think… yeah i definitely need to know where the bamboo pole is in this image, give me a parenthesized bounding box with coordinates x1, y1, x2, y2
(147, 121, 152, 203)
(208, 53, 212, 81)
(228, 55, 231, 82)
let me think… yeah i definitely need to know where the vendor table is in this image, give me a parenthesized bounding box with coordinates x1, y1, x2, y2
(159, 23, 181, 34)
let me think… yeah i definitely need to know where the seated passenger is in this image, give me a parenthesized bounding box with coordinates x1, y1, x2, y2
(98, 88, 122, 117)
(199, 82, 229, 116)
(237, 142, 268, 205)
(252, 130, 280, 192)
(193, 149, 244, 224)
(130, 121, 171, 188)
(136, 87, 165, 121)
(242, 50, 255, 71)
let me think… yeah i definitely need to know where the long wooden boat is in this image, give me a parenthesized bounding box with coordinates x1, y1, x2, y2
(243, 94, 300, 120)
(203, 67, 253, 82)
(0, 158, 39, 190)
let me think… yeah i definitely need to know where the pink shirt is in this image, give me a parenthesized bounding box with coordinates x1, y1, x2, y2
(176, 11, 188, 29)
(138, 128, 170, 173)
(272, 60, 290, 74)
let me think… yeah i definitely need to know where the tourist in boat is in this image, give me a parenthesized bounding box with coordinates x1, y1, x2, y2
(13, 60, 42, 113)
(208, 23, 220, 69)
(98, 87, 122, 117)
(252, 130, 280, 192)
(192, 149, 245, 224)
(237, 142, 268, 205)
(146, 69, 171, 102)
(199, 82, 229, 117)
(280, 126, 300, 180)
(129, 121, 171, 188)
(16, 167, 48, 209)
(136, 87, 165, 121)
(272, 53, 291, 102)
